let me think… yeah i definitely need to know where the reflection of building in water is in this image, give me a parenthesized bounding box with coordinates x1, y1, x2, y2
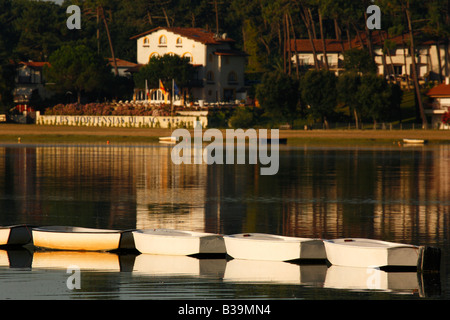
(283, 147, 450, 244)
(0, 146, 42, 223)
(373, 145, 450, 244)
(1, 144, 449, 244)
(135, 146, 208, 232)
(0, 146, 139, 228)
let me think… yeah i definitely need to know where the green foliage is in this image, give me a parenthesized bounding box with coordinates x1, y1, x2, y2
(343, 49, 377, 74)
(207, 108, 234, 128)
(256, 71, 300, 126)
(357, 74, 401, 123)
(229, 106, 257, 129)
(44, 44, 112, 103)
(133, 54, 194, 90)
(300, 69, 337, 126)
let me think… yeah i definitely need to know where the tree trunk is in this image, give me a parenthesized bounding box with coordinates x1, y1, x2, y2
(380, 32, 397, 84)
(436, 40, 443, 83)
(101, 6, 118, 76)
(288, 13, 300, 78)
(299, 5, 319, 70)
(308, 8, 317, 39)
(319, 9, 329, 71)
(346, 22, 352, 49)
(162, 7, 171, 27)
(405, 5, 427, 128)
(354, 108, 359, 129)
(401, 33, 411, 90)
(363, 11, 374, 59)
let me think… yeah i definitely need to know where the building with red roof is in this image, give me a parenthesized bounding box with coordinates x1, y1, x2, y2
(426, 78, 450, 129)
(289, 31, 447, 84)
(130, 27, 248, 104)
(13, 61, 53, 111)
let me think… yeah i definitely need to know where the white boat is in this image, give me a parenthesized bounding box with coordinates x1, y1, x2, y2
(132, 229, 226, 256)
(32, 226, 129, 251)
(403, 139, 426, 145)
(0, 225, 33, 246)
(159, 136, 178, 144)
(323, 238, 421, 268)
(223, 233, 326, 262)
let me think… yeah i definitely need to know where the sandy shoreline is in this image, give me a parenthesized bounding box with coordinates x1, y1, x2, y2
(0, 123, 449, 144)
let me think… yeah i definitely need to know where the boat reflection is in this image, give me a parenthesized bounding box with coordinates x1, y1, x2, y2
(31, 251, 120, 271)
(132, 254, 226, 278)
(324, 265, 441, 297)
(0, 248, 442, 298)
(0, 248, 33, 268)
(223, 259, 327, 286)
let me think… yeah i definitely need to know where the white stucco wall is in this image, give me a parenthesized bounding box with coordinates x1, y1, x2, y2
(137, 29, 207, 66)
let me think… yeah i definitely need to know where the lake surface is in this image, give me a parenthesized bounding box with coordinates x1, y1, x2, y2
(0, 142, 449, 300)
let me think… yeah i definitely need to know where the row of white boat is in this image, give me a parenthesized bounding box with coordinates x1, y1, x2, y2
(0, 225, 441, 272)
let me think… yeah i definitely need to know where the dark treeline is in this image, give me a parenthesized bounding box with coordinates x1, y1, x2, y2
(1, 0, 449, 127)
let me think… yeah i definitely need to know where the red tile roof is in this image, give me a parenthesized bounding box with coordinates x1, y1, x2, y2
(213, 49, 248, 56)
(130, 27, 234, 45)
(290, 39, 348, 53)
(427, 83, 450, 97)
(19, 61, 49, 68)
(289, 31, 441, 53)
(107, 58, 138, 68)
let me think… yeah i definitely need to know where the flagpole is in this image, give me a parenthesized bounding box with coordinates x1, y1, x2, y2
(171, 78, 174, 118)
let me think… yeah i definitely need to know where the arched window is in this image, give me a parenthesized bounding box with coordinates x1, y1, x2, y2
(149, 52, 160, 61)
(143, 37, 149, 46)
(182, 52, 193, 63)
(176, 37, 183, 46)
(159, 35, 167, 46)
(227, 71, 238, 84)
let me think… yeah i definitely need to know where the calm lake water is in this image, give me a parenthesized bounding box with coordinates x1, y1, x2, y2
(0, 142, 449, 300)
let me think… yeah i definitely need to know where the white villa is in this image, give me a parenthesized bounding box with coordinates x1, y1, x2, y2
(426, 78, 450, 129)
(130, 27, 248, 105)
(289, 31, 449, 84)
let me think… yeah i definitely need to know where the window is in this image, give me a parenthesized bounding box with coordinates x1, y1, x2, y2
(149, 52, 160, 61)
(209, 54, 214, 63)
(207, 71, 215, 83)
(143, 37, 149, 47)
(182, 52, 193, 63)
(176, 37, 183, 46)
(159, 35, 167, 46)
(227, 71, 238, 84)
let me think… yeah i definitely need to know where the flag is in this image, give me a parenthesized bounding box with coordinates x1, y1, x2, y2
(159, 79, 167, 94)
(173, 80, 180, 96)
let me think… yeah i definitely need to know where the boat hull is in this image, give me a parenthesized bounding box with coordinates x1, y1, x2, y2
(32, 226, 122, 251)
(223, 233, 326, 261)
(324, 238, 420, 268)
(132, 229, 226, 256)
(403, 139, 426, 145)
(0, 225, 33, 246)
